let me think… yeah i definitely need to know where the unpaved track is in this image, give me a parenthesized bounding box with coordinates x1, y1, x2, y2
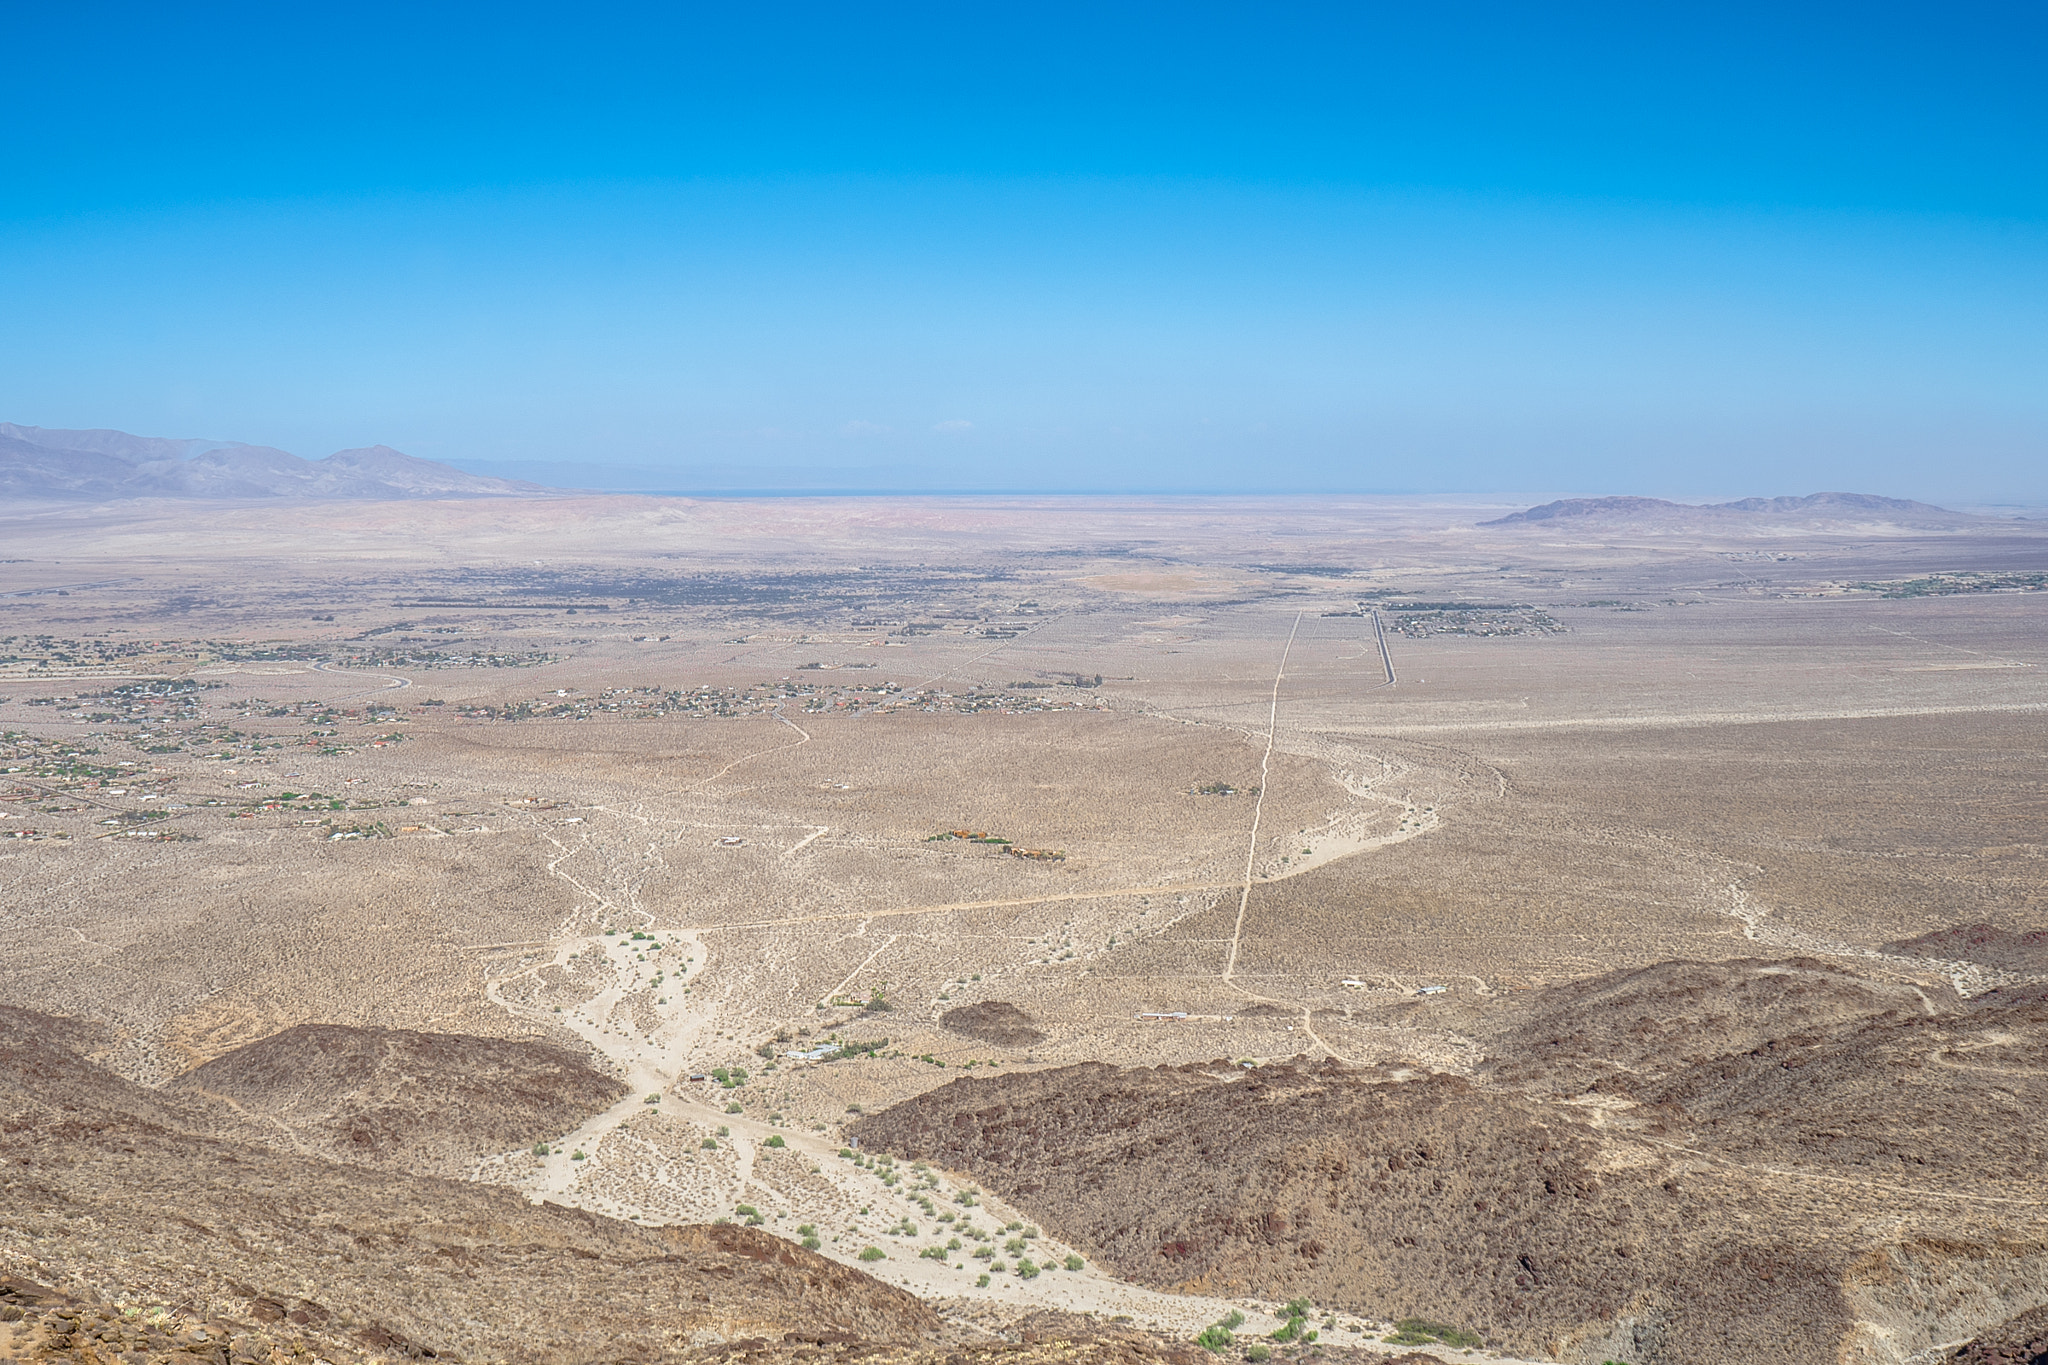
(1368, 699, 2048, 737)
(461, 636, 1491, 1342)
(309, 660, 412, 697)
(1222, 612, 1301, 984)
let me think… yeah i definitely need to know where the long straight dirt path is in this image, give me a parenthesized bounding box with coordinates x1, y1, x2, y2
(1223, 611, 1301, 983)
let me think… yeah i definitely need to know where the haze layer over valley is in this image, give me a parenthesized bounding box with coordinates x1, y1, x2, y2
(3, 486, 2046, 1365)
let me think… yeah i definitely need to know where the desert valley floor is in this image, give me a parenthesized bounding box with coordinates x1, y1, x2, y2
(2, 493, 2046, 1365)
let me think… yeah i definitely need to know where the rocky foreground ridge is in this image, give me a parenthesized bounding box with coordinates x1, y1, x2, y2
(0, 1007, 1455, 1365)
(9, 956, 2048, 1365)
(855, 958, 2048, 1365)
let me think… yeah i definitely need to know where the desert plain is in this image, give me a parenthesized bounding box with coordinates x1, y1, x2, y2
(3, 490, 2046, 1365)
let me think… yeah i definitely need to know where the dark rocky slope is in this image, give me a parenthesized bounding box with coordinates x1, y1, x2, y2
(854, 957, 2048, 1365)
(1, 1008, 939, 1361)
(165, 1022, 627, 1176)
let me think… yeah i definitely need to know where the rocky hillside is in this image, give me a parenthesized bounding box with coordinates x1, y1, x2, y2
(165, 1022, 627, 1176)
(1, 1007, 939, 1360)
(854, 957, 2048, 1365)
(1888, 924, 2048, 974)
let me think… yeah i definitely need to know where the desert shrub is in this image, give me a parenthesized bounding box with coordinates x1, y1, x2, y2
(858, 1246, 885, 1262)
(1064, 1253, 1084, 1271)
(1244, 1347, 1271, 1363)
(1015, 1258, 1039, 1279)
(530, 1142, 550, 1156)
(734, 1204, 759, 1218)
(801, 1236, 821, 1250)
(1270, 1300, 1312, 1342)
(1386, 1319, 1480, 1349)
(764, 1134, 786, 1147)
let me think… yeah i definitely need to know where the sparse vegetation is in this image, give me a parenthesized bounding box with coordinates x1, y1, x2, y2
(1384, 1318, 1481, 1348)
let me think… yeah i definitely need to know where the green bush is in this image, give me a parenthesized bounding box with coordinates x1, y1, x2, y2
(976, 1273, 990, 1287)
(1015, 1258, 1039, 1279)
(1244, 1347, 1271, 1363)
(530, 1142, 550, 1156)
(858, 1246, 886, 1262)
(1064, 1253, 1084, 1271)
(801, 1236, 821, 1251)
(734, 1204, 759, 1218)
(1386, 1319, 1481, 1349)
(1194, 1325, 1234, 1353)
(764, 1134, 786, 1147)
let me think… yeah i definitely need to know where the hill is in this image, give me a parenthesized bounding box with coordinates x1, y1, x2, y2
(164, 1022, 629, 1176)
(0, 422, 548, 500)
(853, 956, 2048, 1365)
(0, 1006, 943, 1361)
(1480, 491, 1973, 529)
(1886, 924, 2048, 974)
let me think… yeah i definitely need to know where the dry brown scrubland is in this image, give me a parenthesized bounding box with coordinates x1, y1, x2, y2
(1, 492, 2045, 1364)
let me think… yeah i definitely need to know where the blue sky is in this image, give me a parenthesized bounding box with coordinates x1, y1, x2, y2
(4, 2, 2044, 498)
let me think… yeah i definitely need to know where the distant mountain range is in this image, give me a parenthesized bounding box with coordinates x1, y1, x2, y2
(0, 423, 550, 500)
(1481, 491, 1974, 529)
